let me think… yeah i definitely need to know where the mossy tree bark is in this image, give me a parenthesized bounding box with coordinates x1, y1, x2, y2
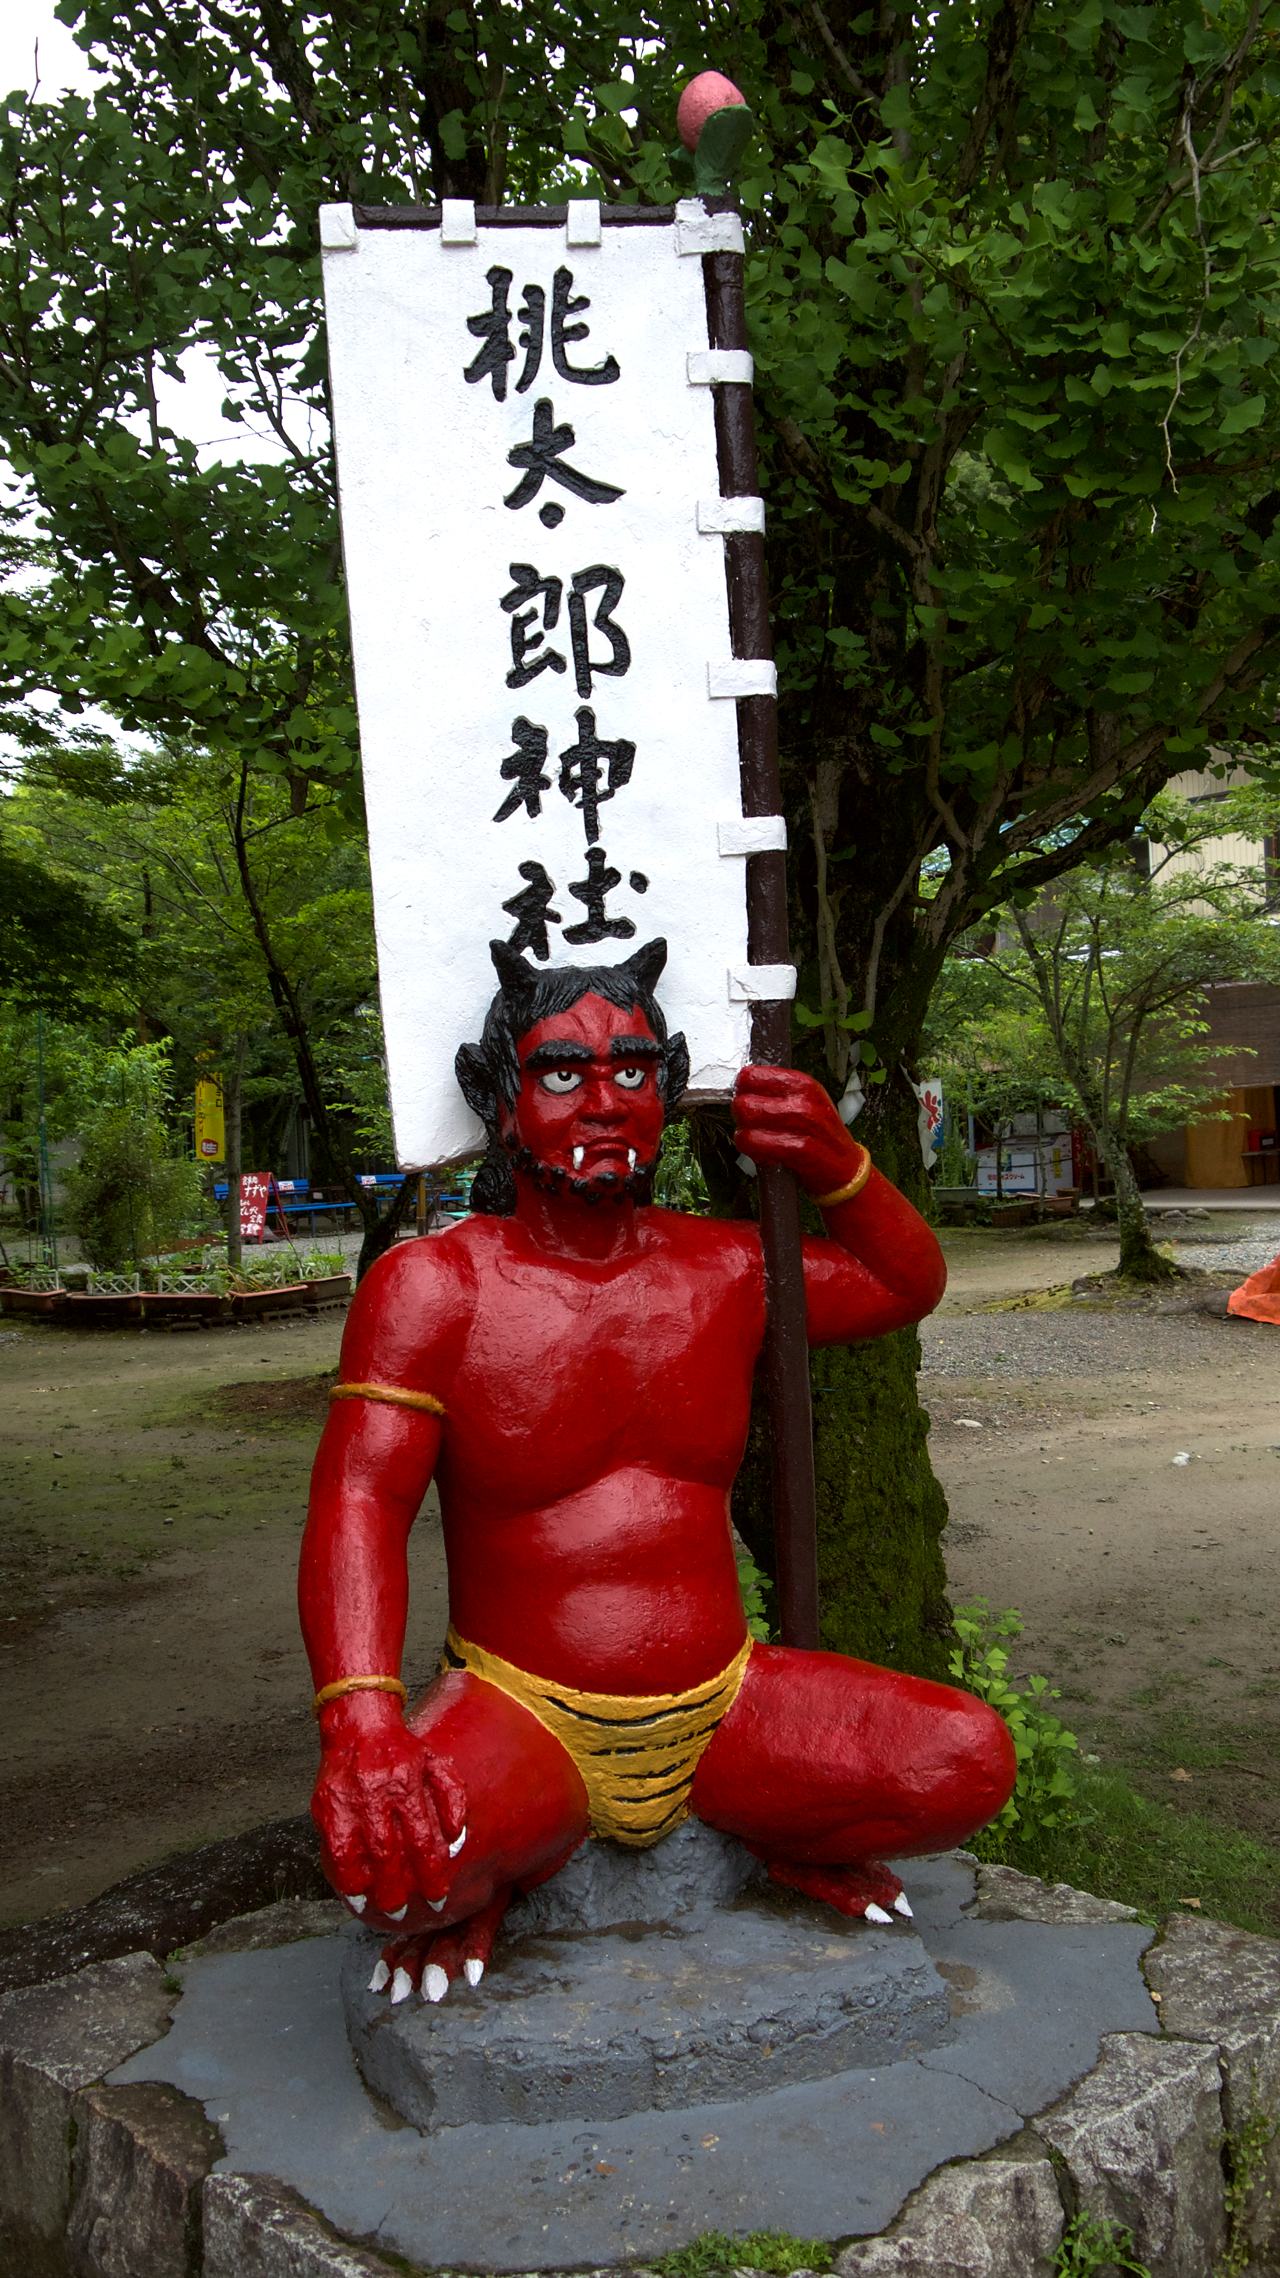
(726, 755, 957, 1683)
(1096, 1128, 1178, 1283)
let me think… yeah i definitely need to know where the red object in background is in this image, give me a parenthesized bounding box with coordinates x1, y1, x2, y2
(239, 1172, 285, 1242)
(299, 962, 1016, 1997)
(1229, 1251, 1280, 1325)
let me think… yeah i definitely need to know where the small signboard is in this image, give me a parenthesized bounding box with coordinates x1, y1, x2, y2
(321, 198, 766, 1168)
(194, 1077, 225, 1163)
(239, 1172, 284, 1242)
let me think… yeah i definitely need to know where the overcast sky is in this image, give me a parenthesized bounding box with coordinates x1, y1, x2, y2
(0, 1, 295, 466)
(0, 3, 293, 752)
(0, 1, 95, 103)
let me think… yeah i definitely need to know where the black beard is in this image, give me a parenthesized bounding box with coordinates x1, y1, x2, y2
(505, 1139, 654, 1207)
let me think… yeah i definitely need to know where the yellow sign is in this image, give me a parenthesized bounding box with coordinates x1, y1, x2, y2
(195, 1078, 226, 1163)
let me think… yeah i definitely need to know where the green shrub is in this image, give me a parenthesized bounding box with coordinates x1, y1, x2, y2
(654, 1119, 711, 1212)
(1055, 2210, 1151, 2276)
(950, 1600, 1083, 1855)
(736, 1550, 774, 1642)
(64, 1045, 210, 1269)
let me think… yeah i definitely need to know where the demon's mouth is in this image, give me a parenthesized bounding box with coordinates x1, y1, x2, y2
(504, 1139, 654, 1206)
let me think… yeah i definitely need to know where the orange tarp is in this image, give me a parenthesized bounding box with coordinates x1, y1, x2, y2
(1228, 1252, 1280, 1326)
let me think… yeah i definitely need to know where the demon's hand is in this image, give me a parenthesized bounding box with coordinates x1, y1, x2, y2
(311, 1694, 467, 1925)
(732, 1064, 863, 1198)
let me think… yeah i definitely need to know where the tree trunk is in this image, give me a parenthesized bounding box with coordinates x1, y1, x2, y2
(729, 1067, 953, 1681)
(224, 1045, 243, 1273)
(814, 1075, 952, 1677)
(1094, 1125, 1177, 1280)
(355, 1170, 420, 1282)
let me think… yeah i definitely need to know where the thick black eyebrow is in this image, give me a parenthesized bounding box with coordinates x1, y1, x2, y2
(610, 1035, 662, 1059)
(524, 1040, 594, 1069)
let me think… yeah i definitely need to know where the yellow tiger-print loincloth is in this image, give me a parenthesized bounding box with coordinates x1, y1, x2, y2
(441, 1627, 752, 1847)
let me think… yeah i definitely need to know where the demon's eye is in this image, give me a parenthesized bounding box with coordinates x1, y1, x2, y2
(539, 1067, 583, 1094)
(613, 1065, 647, 1090)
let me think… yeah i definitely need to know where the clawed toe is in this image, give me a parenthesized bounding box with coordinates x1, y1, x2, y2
(762, 1855, 912, 1925)
(365, 1883, 513, 2004)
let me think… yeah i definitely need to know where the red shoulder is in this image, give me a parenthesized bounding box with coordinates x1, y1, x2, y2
(645, 1206, 764, 1279)
(336, 1228, 478, 1397)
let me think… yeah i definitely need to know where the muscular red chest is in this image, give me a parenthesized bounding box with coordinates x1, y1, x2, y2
(436, 1213, 765, 1517)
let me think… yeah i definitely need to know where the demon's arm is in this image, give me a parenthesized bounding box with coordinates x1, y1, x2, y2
(732, 1064, 946, 1344)
(298, 1241, 472, 1917)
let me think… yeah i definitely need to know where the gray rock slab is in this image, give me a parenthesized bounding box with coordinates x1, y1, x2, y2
(202, 2173, 404, 2278)
(970, 1864, 1139, 1926)
(109, 1837, 1161, 2275)
(507, 1818, 761, 1933)
(0, 1952, 173, 2248)
(916, 1913, 1157, 2116)
(1145, 1913, 1280, 2264)
(345, 1903, 950, 2129)
(180, 1901, 347, 1963)
(834, 2149, 1065, 2277)
(66, 2081, 222, 2278)
(118, 1934, 1015, 2268)
(1035, 2029, 1227, 2278)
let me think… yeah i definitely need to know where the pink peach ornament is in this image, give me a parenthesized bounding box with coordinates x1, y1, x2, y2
(677, 71, 747, 154)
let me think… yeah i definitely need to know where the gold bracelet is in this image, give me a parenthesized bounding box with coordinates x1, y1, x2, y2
(312, 1673, 408, 1717)
(329, 1381, 447, 1417)
(813, 1149, 873, 1210)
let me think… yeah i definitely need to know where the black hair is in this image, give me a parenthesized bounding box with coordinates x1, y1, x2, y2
(455, 938, 690, 1215)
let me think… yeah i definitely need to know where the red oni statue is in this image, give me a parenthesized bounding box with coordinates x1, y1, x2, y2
(300, 940, 1015, 2002)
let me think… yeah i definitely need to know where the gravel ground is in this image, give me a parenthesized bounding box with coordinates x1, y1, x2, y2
(1167, 1226, 1280, 1274)
(920, 1306, 1241, 1382)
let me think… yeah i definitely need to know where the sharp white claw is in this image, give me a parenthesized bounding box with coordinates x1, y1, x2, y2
(344, 1892, 368, 1916)
(427, 1895, 447, 1912)
(387, 1905, 408, 1922)
(423, 1964, 450, 2004)
(865, 1902, 893, 1925)
(627, 1148, 637, 1171)
(464, 1957, 485, 1987)
(448, 1825, 467, 1859)
(390, 1967, 414, 2004)
(894, 1892, 914, 1919)
(368, 1959, 392, 1994)
(572, 1146, 584, 1170)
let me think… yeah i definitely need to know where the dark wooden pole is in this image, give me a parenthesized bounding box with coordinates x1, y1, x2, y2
(702, 236, 820, 1651)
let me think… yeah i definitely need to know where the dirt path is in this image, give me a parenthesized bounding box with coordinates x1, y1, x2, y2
(1, 1217, 1277, 1930)
(927, 1225, 1280, 1877)
(0, 1312, 446, 1930)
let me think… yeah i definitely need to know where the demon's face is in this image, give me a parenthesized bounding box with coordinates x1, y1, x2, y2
(500, 992, 666, 1200)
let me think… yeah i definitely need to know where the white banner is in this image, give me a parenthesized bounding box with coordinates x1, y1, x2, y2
(321, 200, 762, 1167)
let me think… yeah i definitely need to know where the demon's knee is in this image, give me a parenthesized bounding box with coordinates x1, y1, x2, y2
(926, 1684, 1018, 1850)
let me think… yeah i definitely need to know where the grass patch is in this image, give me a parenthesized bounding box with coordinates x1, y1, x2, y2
(973, 1285, 1075, 1312)
(651, 2231, 833, 2277)
(992, 1767, 1280, 1937)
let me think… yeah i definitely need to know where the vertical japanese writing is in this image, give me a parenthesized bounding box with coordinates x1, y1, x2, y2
(463, 254, 647, 958)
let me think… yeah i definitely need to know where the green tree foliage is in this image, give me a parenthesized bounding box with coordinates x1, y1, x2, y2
(0, 808, 135, 1017)
(4, 1, 1280, 1662)
(932, 798, 1280, 1275)
(62, 1038, 210, 1268)
(2, 741, 390, 1198)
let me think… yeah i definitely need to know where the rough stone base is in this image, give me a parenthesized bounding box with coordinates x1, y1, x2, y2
(1, 1860, 1277, 2278)
(343, 1825, 950, 2129)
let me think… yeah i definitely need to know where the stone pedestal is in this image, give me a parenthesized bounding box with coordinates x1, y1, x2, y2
(5, 1847, 1270, 2278)
(342, 1824, 950, 2130)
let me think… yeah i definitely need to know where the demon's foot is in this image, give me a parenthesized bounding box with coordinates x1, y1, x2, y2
(763, 1857, 913, 1927)
(368, 1884, 512, 2004)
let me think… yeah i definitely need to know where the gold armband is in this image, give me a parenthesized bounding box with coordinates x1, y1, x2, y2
(312, 1673, 408, 1717)
(813, 1149, 873, 1210)
(329, 1381, 447, 1417)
